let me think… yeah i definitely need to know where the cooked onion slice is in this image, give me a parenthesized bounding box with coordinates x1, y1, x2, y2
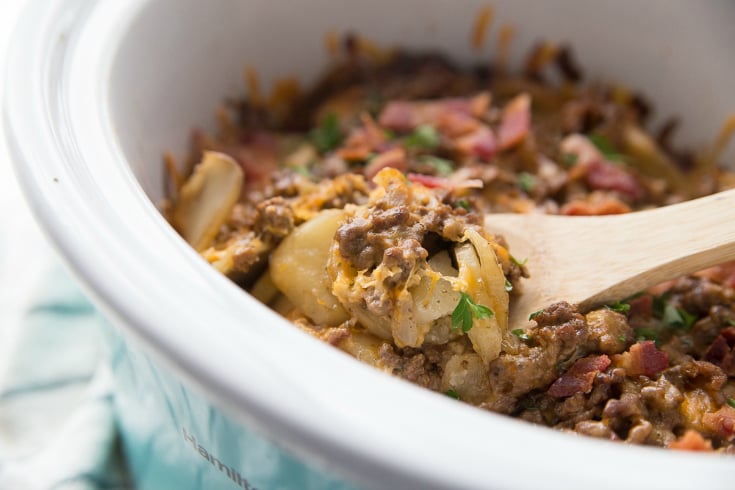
(454, 229, 509, 364)
(172, 151, 243, 251)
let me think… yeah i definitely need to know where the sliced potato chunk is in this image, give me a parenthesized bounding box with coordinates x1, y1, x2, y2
(270, 209, 349, 326)
(172, 151, 243, 251)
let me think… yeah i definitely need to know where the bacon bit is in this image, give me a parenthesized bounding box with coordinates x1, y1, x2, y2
(364, 148, 407, 180)
(437, 112, 481, 138)
(455, 126, 498, 161)
(498, 94, 531, 150)
(338, 113, 388, 161)
(628, 294, 653, 319)
(471, 5, 494, 51)
(548, 355, 611, 398)
(695, 261, 735, 289)
(559, 133, 644, 201)
(668, 430, 713, 452)
(378, 101, 414, 132)
(407, 173, 483, 190)
(704, 327, 735, 376)
(615, 341, 668, 378)
(702, 406, 735, 439)
(219, 132, 279, 188)
(561, 192, 631, 216)
(560, 133, 604, 168)
(379, 93, 491, 132)
(585, 160, 645, 202)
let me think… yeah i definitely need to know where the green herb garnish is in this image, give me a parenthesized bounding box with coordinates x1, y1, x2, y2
(518, 172, 536, 193)
(290, 165, 314, 179)
(562, 153, 579, 168)
(446, 389, 460, 400)
(456, 199, 471, 211)
(727, 318, 735, 327)
(512, 328, 531, 342)
(605, 301, 631, 314)
(510, 255, 528, 267)
(504, 278, 513, 293)
(452, 292, 494, 333)
(662, 304, 697, 330)
(635, 328, 659, 343)
(728, 398, 735, 409)
(618, 333, 628, 342)
(404, 124, 440, 150)
(588, 133, 624, 161)
(309, 113, 342, 153)
(529, 309, 544, 321)
(420, 155, 454, 176)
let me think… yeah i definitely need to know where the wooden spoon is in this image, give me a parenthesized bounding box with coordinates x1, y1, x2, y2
(485, 188, 735, 330)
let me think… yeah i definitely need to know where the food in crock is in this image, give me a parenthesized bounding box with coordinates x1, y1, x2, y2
(163, 35, 735, 453)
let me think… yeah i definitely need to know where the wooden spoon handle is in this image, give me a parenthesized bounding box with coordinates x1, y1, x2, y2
(579, 188, 735, 308)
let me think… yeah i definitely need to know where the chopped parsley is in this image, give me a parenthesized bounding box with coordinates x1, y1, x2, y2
(517, 172, 536, 193)
(618, 333, 628, 342)
(510, 255, 528, 267)
(504, 278, 513, 292)
(605, 301, 631, 314)
(404, 124, 440, 150)
(455, 199, 471, 211)
(588, 133, 625, 161)
(309, 113, 342, 153)
(419, 155, 454, 176)
(727, 318, 735, 327)
(452, 292, 494, 333)
(291, 165, 314, 179)
(562, 153, 579, 168)
(512, 328, 531, 342)
(652, 293, 670, 318)
(529, 309, 544, 321)
(446, 389, 460, 400)
(728, 398, 735, 409)
(662, 304, 697, 330)
(635, 327, 659, 343)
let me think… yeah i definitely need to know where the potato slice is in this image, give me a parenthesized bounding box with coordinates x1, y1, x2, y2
(172, 151, 243, 251)
(270, 209, 349, 326)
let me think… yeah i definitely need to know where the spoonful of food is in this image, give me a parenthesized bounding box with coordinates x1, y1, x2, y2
(485, 188, 735, 330)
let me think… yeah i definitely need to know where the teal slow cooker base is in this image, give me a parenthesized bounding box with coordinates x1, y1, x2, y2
(104, 321, 359, 490)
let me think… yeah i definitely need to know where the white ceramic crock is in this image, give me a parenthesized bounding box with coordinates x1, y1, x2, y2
(5, 0, 735, 488)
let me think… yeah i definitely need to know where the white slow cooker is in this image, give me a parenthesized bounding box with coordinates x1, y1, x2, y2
(5, 0, 735, 488)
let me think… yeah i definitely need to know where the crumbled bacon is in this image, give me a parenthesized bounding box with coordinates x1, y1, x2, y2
(668, 430, 714, 452)
(585, 159, 645, 202)
(702, 407, 735, 439)
(364, 148, 407, 179)
(406, 173, 483, 190)
(615, 341, 668, 377)
(560, 192, 631, 216)
(628, 294, 653, 319)
(704, 327, 735, 376)
(378, 93, 490, 132)
(498, 93, 531, 150)
(548, 355, 611, 398)
(338, 113, 388, 161)
(455, 126, 498, 161)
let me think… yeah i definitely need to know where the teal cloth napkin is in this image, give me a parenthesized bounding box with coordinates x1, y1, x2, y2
(0, 261, 131, 489)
